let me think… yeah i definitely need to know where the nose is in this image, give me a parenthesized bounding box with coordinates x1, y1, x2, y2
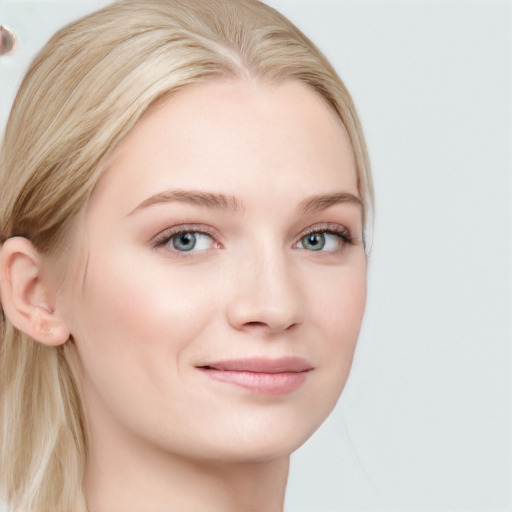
(226, 248, 304, 334)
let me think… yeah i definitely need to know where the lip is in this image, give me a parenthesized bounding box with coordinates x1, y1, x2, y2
(196, 357, 313, 395)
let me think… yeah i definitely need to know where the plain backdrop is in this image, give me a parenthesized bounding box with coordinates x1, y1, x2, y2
(0, 1, 510, 511)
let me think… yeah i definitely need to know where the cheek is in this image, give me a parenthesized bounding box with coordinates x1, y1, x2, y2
(71, 250, 219, 389)
(311, 259, 367, 330)
(275, 260, 367, 443)
(67, 250, 227, 450)
(309, 261, 367, 378)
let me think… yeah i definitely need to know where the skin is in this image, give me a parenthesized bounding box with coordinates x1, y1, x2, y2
(2, 79, 367, 512)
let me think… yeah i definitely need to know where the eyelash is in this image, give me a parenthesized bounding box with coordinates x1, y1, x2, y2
(151, 224, 218, 251)
(151, 223, 353, 254)
(298, 224, 353, 247)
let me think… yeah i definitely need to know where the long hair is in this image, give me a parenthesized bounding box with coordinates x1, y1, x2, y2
(0, 1, 373, 510)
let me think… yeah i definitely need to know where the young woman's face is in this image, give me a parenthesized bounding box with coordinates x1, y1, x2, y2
(63, 79, 367, 463)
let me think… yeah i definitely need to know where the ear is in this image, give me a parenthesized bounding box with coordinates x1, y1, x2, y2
(0, 237, 70, 346)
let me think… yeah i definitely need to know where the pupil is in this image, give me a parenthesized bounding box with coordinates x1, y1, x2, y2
(173, 233, 196, 251)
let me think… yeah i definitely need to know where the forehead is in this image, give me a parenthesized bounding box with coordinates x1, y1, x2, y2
(90, 78, 358, 216)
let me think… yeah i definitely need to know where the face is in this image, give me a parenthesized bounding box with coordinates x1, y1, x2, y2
(60, 79, 367, 464)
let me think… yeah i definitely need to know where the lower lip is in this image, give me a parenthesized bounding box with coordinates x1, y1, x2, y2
(198, 368, 308, 395)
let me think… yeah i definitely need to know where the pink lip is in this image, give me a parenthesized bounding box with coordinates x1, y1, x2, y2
(196, 357, 313, 395)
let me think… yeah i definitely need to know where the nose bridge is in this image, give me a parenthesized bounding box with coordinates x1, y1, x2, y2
(227, 239, 304, 333)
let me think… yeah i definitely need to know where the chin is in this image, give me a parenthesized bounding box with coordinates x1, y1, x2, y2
(200, 435, 308, 465)
(185, 404, 334, 465)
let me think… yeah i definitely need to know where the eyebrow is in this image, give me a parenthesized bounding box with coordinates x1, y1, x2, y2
(127, 189, 362, 217)
(299, 192, 363, 214)
(127, 189, 245, 216)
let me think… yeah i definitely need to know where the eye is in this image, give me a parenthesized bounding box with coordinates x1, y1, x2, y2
(152, 227, 219, 253)
(169, 232, 213, 252)
(295, 225, 352, 253)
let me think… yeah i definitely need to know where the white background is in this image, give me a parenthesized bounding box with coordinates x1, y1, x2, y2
(0, 1, 510, 511)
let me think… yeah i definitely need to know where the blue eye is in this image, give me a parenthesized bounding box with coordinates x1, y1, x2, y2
(297, 229, 351, 252)
(153, 228, 217, 253)
(170, 232, 215, 252)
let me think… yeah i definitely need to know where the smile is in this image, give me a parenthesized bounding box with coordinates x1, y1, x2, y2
(196, 357, 313, 395)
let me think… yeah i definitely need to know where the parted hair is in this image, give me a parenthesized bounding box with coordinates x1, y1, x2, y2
(0, 1, 373, 510)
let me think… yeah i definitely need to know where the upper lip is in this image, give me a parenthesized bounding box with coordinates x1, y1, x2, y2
(197, 356, 313, 373)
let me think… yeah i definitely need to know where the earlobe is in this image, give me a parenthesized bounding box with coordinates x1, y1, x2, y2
(0, 237, 70, 346)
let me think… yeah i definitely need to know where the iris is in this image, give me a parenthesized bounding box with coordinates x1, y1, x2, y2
(301, 233, 325, 251)
(172, 232, 197, 251)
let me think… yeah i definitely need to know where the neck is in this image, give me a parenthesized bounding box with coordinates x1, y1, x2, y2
(84, 427, 289, 512)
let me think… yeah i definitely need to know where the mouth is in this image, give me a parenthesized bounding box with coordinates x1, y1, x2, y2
(196, 357, 313, 395)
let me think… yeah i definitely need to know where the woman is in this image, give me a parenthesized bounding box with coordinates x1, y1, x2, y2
(0, 0, 373, 510)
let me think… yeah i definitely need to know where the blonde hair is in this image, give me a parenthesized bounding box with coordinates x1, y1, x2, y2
(0, 0, 373, 510)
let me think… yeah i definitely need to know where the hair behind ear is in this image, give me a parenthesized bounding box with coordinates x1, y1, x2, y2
(0, 321, 88, 511)
(0, 238, 87, 510)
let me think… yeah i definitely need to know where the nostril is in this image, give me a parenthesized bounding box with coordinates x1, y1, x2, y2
(241, 320, 299, 334)
(245, 321, 267, 327)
